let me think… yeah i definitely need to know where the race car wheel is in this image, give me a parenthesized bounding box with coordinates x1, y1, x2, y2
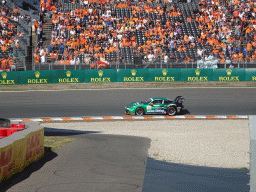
(135, 108, 144, 116)
(167, 106, 176, 116)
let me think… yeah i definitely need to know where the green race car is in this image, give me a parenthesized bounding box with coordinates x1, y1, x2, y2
(125, 96, 185, 116)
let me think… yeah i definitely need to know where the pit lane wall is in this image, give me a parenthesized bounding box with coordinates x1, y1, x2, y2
(0, 69, 256, 85)
(0, 122, 44, 184)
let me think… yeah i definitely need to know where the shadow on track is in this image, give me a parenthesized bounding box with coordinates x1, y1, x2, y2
(44, 127, 102, 136)
(0, 128, 102, 192)
(142, 157, 249, 192)
(180, 108, 190, 115)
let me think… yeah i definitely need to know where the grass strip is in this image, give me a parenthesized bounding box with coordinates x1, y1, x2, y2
(44, 136, 76, 151)
(0, 81, 256, 91)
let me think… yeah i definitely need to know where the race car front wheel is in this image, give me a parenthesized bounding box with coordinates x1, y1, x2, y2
(167, 107, 176, 116)
(135, 108, 144, 116)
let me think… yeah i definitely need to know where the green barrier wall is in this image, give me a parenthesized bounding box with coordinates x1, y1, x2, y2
(116, 69, 150, 82)
(86, 69, 117, 83)
(148, 69, 181, 82)
(181, 69, 213, 82)
(246, 69, 256, 81)
(20, 70, 55, 84)
(53, 70, 85, 84)
(212, 69, 246, 81)
(0, 71, 20, 85)
(0, 69, 255, 85)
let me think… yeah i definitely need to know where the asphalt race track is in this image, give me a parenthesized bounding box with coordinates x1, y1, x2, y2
(0, 88, 256, 118)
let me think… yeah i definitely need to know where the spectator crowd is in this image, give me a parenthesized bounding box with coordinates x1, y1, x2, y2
(31, 0, 256, 69)
(194, 0, 256, 67)
(0, 2, 30, 69)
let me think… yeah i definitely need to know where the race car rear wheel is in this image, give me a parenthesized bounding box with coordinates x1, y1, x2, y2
(167, 106, 176, 116)
(135, 108, 144, 116)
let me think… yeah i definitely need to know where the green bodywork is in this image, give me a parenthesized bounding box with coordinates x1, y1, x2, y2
(125, 97, 176, 115)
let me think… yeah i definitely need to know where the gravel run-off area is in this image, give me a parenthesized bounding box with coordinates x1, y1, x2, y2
(42, 119, 250, 169)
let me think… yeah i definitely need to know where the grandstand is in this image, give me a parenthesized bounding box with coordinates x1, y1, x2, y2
(1, 0, 256, 71)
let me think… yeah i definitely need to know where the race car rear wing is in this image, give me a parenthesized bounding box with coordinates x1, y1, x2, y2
(175, 96, 185, 103)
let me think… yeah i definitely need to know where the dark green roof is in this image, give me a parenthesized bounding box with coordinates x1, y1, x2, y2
(151, 97, 168, 100)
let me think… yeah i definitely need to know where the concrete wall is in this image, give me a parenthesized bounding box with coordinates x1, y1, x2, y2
(0, 121, 44, 183)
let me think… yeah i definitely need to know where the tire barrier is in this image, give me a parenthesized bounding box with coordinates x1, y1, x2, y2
(0, 69, 256, 85)
(0, 121, 44, 184)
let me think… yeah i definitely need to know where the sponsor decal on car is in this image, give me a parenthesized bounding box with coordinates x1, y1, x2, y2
(155, 110, 165, 113)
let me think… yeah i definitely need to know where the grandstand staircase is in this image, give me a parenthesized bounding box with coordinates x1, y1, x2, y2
(42, 16, 52, 49)
(178, 2, 199, 61)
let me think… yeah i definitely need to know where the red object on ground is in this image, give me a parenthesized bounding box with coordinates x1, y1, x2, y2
(11, 124, 25, 128)
(0, 128, 6, 137)
(0, 124, 26, 138)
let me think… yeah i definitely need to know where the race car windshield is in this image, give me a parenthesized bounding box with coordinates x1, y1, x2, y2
(143, 99, 151, 104)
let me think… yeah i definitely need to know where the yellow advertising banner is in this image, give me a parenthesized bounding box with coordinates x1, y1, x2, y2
(0, 128, 44, 183)
(0, 145, 14, 182)
(12, 138, 27, 173)
(25, 129, 44, 165)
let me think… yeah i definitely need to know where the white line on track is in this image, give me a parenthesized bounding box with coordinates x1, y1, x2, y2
(51, 118, 64, 121)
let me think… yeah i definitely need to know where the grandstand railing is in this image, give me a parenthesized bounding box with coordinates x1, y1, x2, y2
(31, 61, 256, 71)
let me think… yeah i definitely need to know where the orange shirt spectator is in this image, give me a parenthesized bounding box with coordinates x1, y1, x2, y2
(220, 58, 225, 63)
(232, 53, 238, 61)
(184, 57, 190, 62)
(252, 54, 256, 61)
(13, 8, 18, 13)
(182, 46, 186, 52)
(1, 58, 7, 67)
(247, 43, 252, 51)
(34, 55, 40, 63)
(238, 53, 243, 61)
(51, 6, 56, 13)
(1, 45, 7, 51)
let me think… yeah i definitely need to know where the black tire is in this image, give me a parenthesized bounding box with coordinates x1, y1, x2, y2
(167, 106, 176, 116)
(135, 108, 144, 116)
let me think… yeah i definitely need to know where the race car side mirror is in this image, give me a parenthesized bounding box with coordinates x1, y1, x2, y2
(150, 103, 153, 106)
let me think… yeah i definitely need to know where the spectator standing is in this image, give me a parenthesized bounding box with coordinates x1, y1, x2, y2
(119, 55, 123, 63)
(226, 57, 232, 67)
(37, 38, 44, 48)
(197, 48, 203, 57)
(37, 27, 42, 42)
(163, 54, 169, 63)
(60, 44, 65, 54)
(49, 44, 53, 53)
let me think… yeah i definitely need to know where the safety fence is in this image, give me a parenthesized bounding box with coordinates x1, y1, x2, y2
(0, 68, 256, 85)
(31, 61, 256, 71)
